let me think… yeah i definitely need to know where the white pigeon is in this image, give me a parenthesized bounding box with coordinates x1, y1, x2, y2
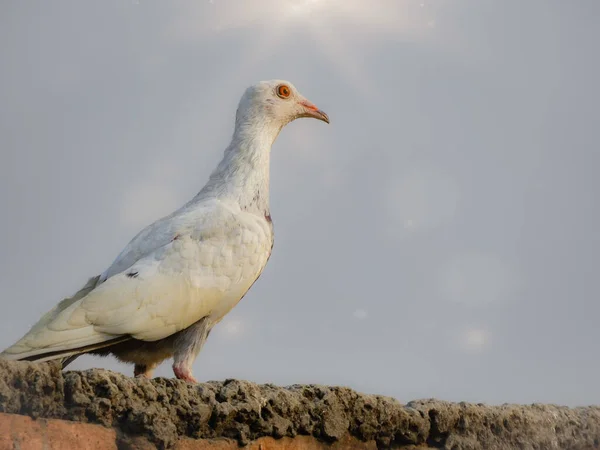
(0, 79, 329, 383)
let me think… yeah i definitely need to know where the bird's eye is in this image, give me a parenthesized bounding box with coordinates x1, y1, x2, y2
(276, 84, 291, 99)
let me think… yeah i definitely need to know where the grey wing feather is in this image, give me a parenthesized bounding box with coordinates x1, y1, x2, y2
(99, 214, 180, 282)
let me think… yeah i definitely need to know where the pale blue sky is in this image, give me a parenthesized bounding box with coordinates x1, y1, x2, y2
(1, 1, 599, 406)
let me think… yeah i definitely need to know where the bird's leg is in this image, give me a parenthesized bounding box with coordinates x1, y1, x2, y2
(172, 317, 211, 384)
(134, 363, 157, 379)
(172, 364, 198, 383)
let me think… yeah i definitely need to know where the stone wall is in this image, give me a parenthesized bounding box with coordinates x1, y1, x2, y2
(0, 360, 599, 449)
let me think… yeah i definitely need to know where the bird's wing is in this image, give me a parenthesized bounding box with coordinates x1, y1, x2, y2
(1, 199, 271, 360)
(0, 202, 191, 360)
(98, 204, 187, 282)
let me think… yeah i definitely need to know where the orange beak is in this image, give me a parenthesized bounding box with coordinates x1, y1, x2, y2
(299, 100, 330, 124)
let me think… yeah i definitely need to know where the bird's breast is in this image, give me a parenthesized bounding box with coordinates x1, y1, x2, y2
(168, 217, 273, 322)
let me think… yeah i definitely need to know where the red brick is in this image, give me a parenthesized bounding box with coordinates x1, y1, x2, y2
(0, 413, 376, 450)
(0, 413, 118, 450)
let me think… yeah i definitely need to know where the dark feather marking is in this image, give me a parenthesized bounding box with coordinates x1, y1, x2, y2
(18, 335, 130, 366)
(126, 271, 139, 278)
(61, 354, 80, 368)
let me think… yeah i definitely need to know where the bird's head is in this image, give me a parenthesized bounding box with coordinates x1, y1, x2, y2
(235, 80, 329, 129)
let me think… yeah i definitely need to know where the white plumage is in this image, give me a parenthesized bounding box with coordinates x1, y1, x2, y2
(0, 79, 329, 382)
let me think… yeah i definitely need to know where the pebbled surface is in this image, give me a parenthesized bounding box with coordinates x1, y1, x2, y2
(1, 360, 599, 449)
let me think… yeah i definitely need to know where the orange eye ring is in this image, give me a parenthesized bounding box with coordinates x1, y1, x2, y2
(277, 84, 291, 99)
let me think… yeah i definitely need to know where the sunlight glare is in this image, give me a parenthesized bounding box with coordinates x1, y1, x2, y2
(287, 0, 326, 16)
(168, 1, 441, 97)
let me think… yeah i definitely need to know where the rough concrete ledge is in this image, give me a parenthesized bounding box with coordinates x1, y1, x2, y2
(0, 360, 599, 450)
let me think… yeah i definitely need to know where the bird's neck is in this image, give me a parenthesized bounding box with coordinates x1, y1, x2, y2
(197, 118, 282, 216)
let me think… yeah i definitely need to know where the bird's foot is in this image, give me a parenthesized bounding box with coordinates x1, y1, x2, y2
(135, 372, 153, 380)
(172, 363, 198, 383)
(134, 363, 155, 379)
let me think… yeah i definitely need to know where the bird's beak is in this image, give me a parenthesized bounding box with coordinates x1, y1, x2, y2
(299, 100, 330, 124)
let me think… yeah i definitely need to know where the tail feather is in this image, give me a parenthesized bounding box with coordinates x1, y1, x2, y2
(60, 354, 80, 369)
(13, 335, 130, 364)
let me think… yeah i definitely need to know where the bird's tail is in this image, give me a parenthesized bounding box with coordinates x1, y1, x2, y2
(0, 275, 127, 367)
(1, 335, 129, 368)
